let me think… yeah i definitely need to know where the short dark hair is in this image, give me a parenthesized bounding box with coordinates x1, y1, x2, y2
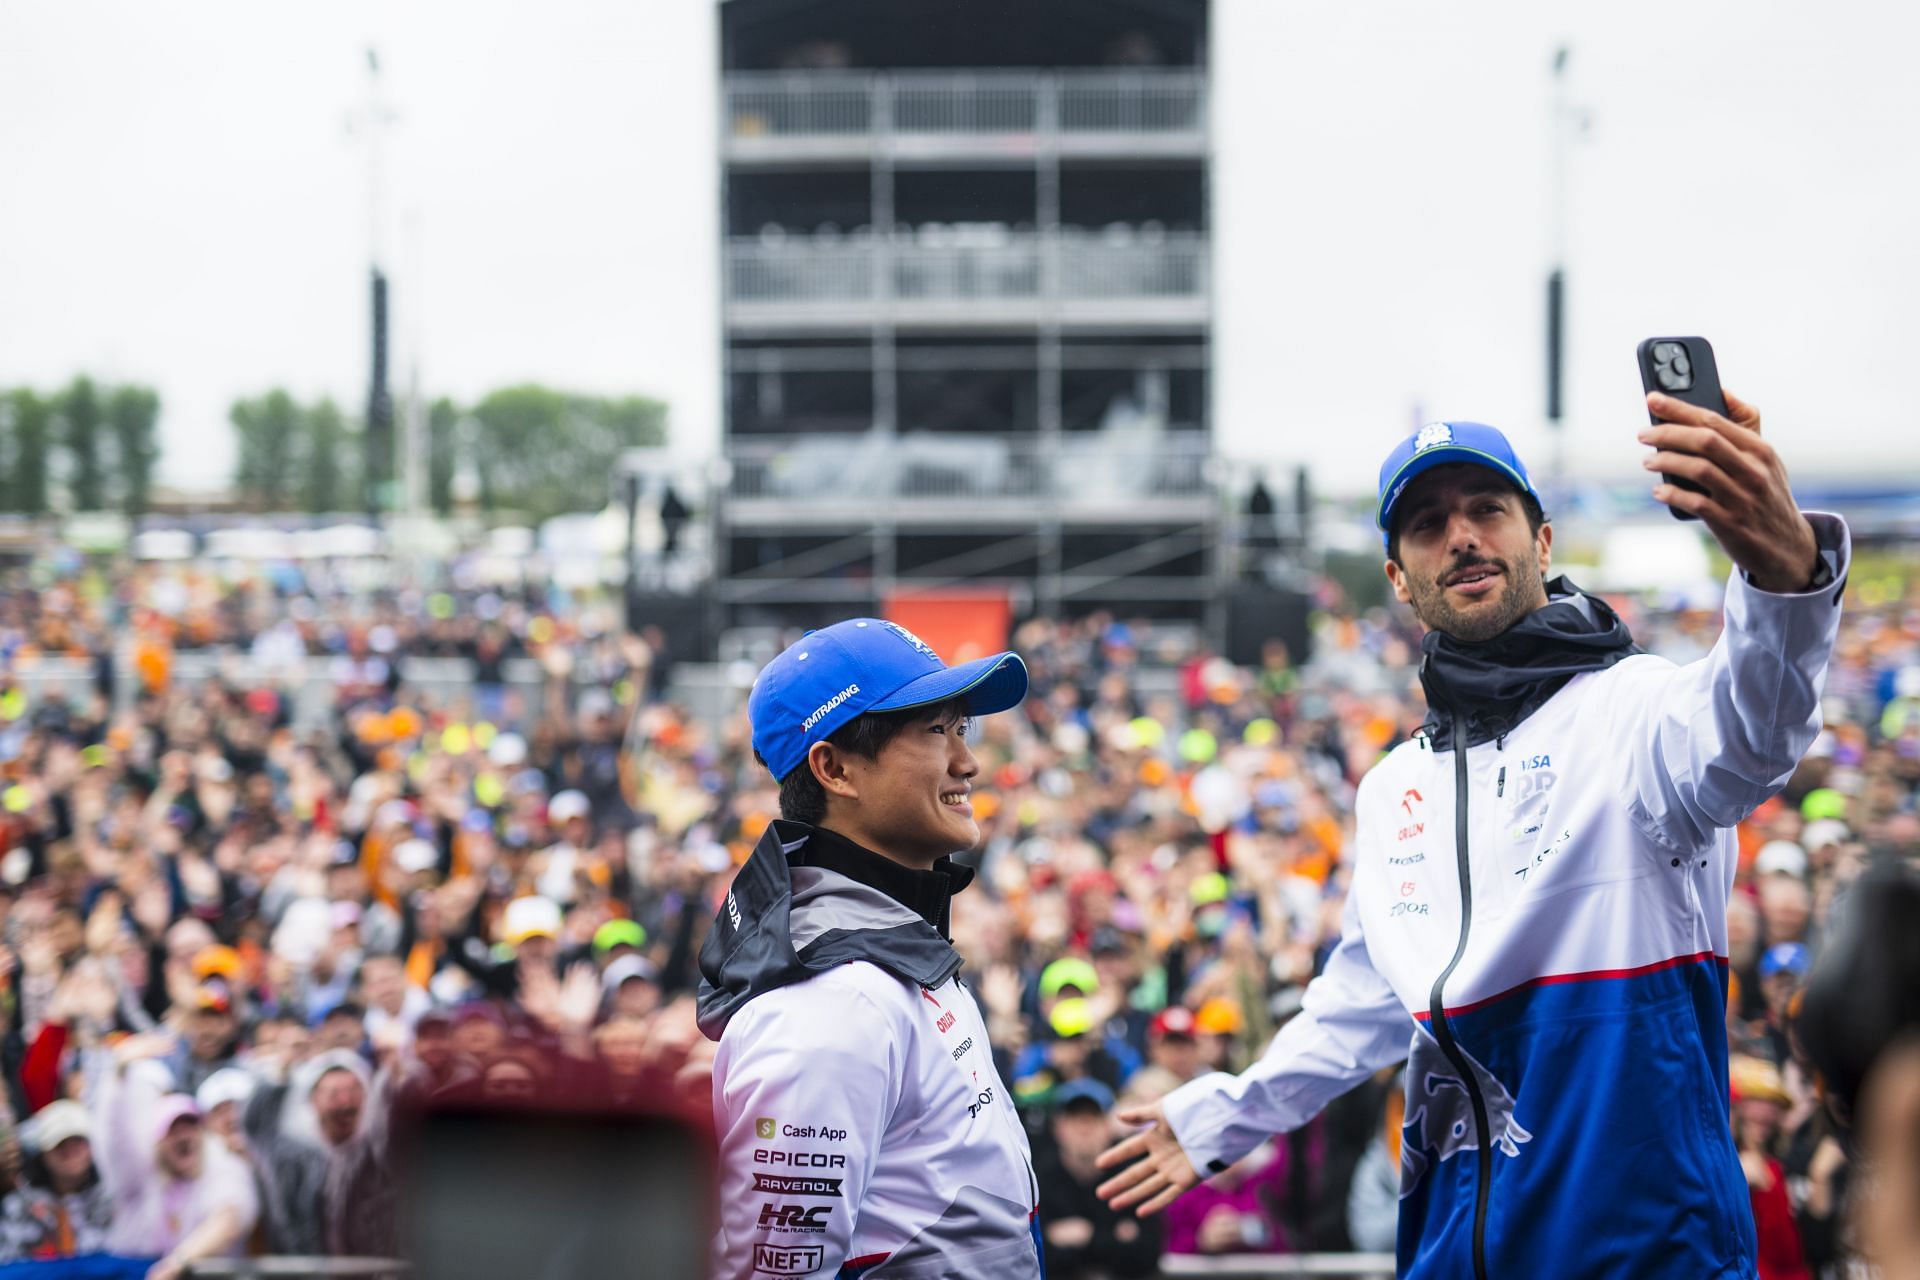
(757, 696, 970, 825)
(1386, 484, 1546, 564)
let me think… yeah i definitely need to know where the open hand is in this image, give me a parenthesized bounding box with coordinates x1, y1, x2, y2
(1094, 1101, 1201, 1217)
(1639, 389, 1819, 593)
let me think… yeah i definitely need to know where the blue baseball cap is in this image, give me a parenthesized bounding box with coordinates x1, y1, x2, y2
(1052, 1078, 1116, 1113)
(1376, 421, 1542, 552)
(1759, 942, 1808, 980)
(749, 619, 1028, 783)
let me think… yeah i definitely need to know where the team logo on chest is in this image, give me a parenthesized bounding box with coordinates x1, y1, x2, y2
(1504, 764, 1558, 843)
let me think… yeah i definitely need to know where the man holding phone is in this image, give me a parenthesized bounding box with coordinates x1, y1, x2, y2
(1097, 384, 1848, 1280)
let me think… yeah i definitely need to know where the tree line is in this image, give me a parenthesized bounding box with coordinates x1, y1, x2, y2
(0, 380, 668, 522)
(0, 378, 161, 516)
(231, 384, 668, 521)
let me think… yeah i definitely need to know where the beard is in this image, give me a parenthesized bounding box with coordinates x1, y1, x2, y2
(1403, 549, 1547, 642)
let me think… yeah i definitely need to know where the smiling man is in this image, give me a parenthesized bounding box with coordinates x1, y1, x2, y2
(699, 619, 1042, 1280)
(1098, 396, 1851, 1280)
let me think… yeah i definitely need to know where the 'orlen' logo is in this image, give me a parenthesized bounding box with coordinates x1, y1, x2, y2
(801, 684, 859, 732)
(1413, 423, 1454, 453)
(753, 1174, 843, 1198)
(753, 1243, 824, 1276)
(754, 1117, 777, 1140)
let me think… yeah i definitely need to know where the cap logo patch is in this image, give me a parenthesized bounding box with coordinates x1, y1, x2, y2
(1413, 423, 1454, 452)
(801, 684, 859, 732)
(884, 622, 938, 659)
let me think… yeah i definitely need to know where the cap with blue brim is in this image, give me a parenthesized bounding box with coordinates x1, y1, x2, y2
(750, 618, 1028, 783)
(1375, 421, 1541, 553)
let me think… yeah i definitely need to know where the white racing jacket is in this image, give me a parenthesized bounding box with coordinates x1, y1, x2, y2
(1162, 514, 1850, 1280)
(699, 822, 1041, 1280)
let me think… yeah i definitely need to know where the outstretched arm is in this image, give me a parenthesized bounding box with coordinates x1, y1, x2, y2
(1098, 884, 1409, 1216)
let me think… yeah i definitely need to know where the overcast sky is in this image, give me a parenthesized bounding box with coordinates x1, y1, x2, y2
(2, 0, 1915, 499)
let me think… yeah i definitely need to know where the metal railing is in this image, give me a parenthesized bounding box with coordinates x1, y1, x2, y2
(185, 1259, 406, 1278)
(727, 233, 1205, 309)
(1059, 72, 1208, 133)
(1060, 234, 1206, 298)
(1159, 1255, 1397, 1279)
(176, 1252, 1391, 1279)
(892, 72, 1039, 134)
(725, 69, 1204, 145)
(725, 435, 1211, 506)
(727, 237, 872, 304)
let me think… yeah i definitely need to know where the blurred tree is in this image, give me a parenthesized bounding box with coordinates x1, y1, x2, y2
(57, 377, 105, 510)
(427, 397, 459, 516)
(0, 390, 52, 514)
(230, 390, 302, 510)
(300, 398, 350, 514)
(107, 384, 161, 516)
(468, 385, 667, 520)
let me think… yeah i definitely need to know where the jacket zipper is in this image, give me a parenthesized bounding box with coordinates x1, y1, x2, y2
(1427, 710, 1493, 1280)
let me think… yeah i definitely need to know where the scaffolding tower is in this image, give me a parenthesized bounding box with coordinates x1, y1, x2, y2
(717, 0, 1219, 634)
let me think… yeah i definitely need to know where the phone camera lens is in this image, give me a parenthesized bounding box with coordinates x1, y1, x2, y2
(1652, 343, 1693, 392)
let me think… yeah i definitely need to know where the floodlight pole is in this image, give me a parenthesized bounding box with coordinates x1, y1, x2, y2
(360, 48, 395, 518)
(1546, 45, 1569, 519)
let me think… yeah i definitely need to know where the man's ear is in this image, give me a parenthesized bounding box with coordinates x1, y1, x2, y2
(1536, 519, 1553, 577)
(1383, 557, 1413, 605)
(807, 740, 859, 802)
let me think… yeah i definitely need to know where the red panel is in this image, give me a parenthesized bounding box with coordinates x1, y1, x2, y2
(883, 589, 1012, 664)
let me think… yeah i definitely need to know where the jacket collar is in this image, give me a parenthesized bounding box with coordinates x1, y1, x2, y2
(799, 825, 975, 940)
(694, 820, 969, 1041)
(1417, 577, 1639, 751)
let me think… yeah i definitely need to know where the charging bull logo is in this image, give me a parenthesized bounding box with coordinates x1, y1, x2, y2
(1400, 1027, 1532, 1198)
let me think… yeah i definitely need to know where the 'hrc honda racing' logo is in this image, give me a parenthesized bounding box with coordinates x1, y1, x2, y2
(759, 1203, 832, 1233)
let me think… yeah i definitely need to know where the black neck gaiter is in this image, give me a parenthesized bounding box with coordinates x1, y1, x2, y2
(1417, 576, 1640, 751)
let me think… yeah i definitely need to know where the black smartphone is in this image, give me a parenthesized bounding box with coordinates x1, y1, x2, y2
(1636, 335, 1727, 522)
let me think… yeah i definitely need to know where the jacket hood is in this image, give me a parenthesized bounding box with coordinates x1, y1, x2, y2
(696, 820, 967, 1041)
(1418, 576, 1639, 750)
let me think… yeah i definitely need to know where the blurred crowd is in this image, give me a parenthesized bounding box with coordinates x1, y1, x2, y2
(0, 555, 1911, 1278)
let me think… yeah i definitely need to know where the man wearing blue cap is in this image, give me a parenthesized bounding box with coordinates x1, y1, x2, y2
(1101, 391, 1851, 1280)
(698, 619, 1042, 1279)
